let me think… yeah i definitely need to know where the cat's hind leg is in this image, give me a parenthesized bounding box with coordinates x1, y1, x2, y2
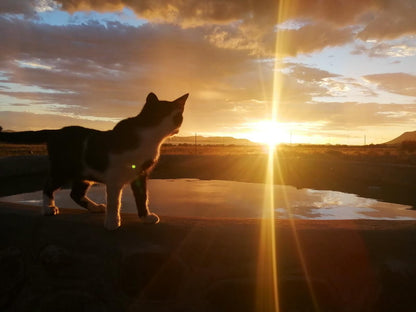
(70, 180, 105, 213)
(43, 177, 62, 216)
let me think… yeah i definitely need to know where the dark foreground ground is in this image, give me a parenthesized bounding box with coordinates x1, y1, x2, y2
(1, 151, 416, 311)
(1, 202, 416, 312)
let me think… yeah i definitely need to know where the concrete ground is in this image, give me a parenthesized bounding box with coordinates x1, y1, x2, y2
(1, 202, 416, 311)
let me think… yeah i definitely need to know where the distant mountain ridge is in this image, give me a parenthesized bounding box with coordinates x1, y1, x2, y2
(385, 131, 416, 145)
(165, 135, 256, 145)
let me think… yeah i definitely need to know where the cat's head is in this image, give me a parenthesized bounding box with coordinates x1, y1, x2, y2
(140, 92, 189, 135)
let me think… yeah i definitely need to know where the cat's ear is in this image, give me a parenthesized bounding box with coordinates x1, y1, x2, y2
(146, 92, 159, 104)
(174, 93, 189, 107)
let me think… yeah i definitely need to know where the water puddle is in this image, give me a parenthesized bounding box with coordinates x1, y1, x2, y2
(1, 179, 415, 220)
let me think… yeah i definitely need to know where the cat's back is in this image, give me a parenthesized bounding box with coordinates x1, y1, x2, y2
(47, 126, 100, 147)
(47, 126, 102, 163)
(61, 125, 100, 136)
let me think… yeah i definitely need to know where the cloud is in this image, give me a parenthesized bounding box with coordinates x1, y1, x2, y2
(1, 9, 401, 134)
(7, 0, 416, 58)
(285, 64, 338, 82)
(279, 101, 416, 130)
(275, 23, 354, 56)
(0, 0, 59, 15)
(55, 0, 373, 27)
(0, 16, 265, 131)
(1, 0, 416, 143)
(56, 0, 416, 55)
(353, 40, 416, 58)
(206, 21, 355, 57)
(0, 0, 36, 15)
(53, 0, 361, 57)
(363, 73, 416, 97)
(0, 111, 115, 131)
(357, 0, 416, 40)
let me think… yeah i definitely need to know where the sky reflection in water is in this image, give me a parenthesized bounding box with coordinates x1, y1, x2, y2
(2, 179, 415, 220)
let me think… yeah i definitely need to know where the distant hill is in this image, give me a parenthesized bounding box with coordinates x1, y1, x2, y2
(385, 131, 416, 145)
(165, 135, 256, 146)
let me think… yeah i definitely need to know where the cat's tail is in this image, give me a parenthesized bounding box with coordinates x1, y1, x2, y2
(0, 126, 56, 144)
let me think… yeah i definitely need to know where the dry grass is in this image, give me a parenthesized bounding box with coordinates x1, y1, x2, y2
(2, 142, 416, 165)
(277, 144, 416, 165)
(0, 142, 267, 157)
(0, 143, 47, 157)
(160, 143, 268, 155)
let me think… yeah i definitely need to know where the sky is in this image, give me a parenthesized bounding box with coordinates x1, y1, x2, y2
(0, 0, 416, 145)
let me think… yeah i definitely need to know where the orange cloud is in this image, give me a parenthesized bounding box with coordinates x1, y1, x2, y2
(56, 0, 374, 26)
(4, 0, 414, 57)
(272, 23, 354, 57)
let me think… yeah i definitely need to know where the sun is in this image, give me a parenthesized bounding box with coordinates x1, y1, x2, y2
(245, 120, 290, 147)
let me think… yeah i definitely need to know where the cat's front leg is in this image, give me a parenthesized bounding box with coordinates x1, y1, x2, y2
(131, 175, 160, 224)
(104, 184, 123, 230)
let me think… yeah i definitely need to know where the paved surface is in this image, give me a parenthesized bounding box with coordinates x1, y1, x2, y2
(1, 201, 416, 311)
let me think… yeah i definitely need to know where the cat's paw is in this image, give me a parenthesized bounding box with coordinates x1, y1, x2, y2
(42, 205, 59, 216)
(88, 203, 106, 213)
(140, 213, 160, 224)
(104, 216, 120, 231)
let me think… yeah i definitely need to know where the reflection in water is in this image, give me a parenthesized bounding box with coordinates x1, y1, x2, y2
(257, 146, 279, 311)
(1, 178, 415, 220)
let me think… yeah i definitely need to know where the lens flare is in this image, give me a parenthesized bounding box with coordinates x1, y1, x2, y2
(256, 1, 319, 311)
(256, 146, 279, 311)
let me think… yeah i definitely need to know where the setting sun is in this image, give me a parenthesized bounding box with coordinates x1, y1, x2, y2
(245, 120, 291, 146)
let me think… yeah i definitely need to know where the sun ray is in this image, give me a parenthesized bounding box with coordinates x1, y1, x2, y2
(255, 0, 290, 309)
(256, 1, 320, 311)
(256, 146, 279, 311)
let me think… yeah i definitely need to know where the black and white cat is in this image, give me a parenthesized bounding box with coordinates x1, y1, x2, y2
(0, 92, 188, 230)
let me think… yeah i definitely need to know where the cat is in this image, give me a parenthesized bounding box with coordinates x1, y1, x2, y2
(0, 92, 188, 230)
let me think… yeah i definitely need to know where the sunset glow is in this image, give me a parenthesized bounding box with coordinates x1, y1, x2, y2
(246, 120, 291, 146)
(0, 1, 415, 145)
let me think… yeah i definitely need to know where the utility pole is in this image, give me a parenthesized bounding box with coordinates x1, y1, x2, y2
(194, 133, 197, 154)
